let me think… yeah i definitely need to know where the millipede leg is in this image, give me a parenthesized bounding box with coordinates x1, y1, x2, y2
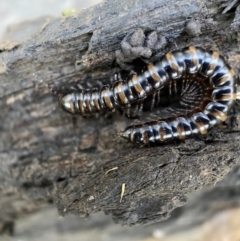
(132, 104, 139, 117)
(173, 80, 177, 95)
(156, 90, 161, 106)
(150, 91, 156, 110)
(138, 101, 143, 115)
(128, 102, 144, 119)
(110, 73, 122, 84)
(126, 108, 131, 118)
(169, 81, 172, 96)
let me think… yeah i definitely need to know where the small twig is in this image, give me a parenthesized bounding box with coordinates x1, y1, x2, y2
(105, 167, 119, 175)
(120, 183, 126, 203)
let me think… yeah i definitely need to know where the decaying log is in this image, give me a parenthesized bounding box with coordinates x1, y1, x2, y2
(1, 0, 240, 232)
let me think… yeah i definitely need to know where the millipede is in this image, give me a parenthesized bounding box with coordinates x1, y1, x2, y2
(56, 46, 239, 145)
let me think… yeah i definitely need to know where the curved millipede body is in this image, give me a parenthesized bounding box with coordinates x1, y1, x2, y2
(57, 45, 238, 145)
(119, 46, 238, 145)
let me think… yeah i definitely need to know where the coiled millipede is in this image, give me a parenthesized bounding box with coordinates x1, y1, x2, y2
(57, 46, 240, 145)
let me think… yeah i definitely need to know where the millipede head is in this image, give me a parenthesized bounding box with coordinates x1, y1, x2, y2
(58, 93, 76, 114)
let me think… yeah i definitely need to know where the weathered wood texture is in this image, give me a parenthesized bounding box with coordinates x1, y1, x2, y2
(1, 0, 240, 232)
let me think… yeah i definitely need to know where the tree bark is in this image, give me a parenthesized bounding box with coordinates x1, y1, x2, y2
(1, 0, 240, 232)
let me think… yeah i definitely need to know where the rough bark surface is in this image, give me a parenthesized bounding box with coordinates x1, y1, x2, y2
(1, 0, 240, 232)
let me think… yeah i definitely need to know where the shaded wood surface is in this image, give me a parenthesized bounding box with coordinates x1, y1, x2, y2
(1, 0, 240, 232)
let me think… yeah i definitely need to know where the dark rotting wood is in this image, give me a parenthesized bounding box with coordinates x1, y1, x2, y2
(1, 0, 240, 232)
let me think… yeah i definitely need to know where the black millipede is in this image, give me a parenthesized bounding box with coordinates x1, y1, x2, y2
(56, 46, 239, 145)
(119, 46, 239, 145)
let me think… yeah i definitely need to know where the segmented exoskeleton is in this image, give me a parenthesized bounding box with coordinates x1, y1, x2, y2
(57, 46, 238, 145)
(57, 51, 174, 115)
(119, 46, 238, 144)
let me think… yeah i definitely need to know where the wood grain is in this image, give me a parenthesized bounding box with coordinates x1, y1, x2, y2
(1, 0, 240, 232)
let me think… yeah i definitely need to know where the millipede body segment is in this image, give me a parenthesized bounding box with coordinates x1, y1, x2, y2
(58, 46, 238, 145)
